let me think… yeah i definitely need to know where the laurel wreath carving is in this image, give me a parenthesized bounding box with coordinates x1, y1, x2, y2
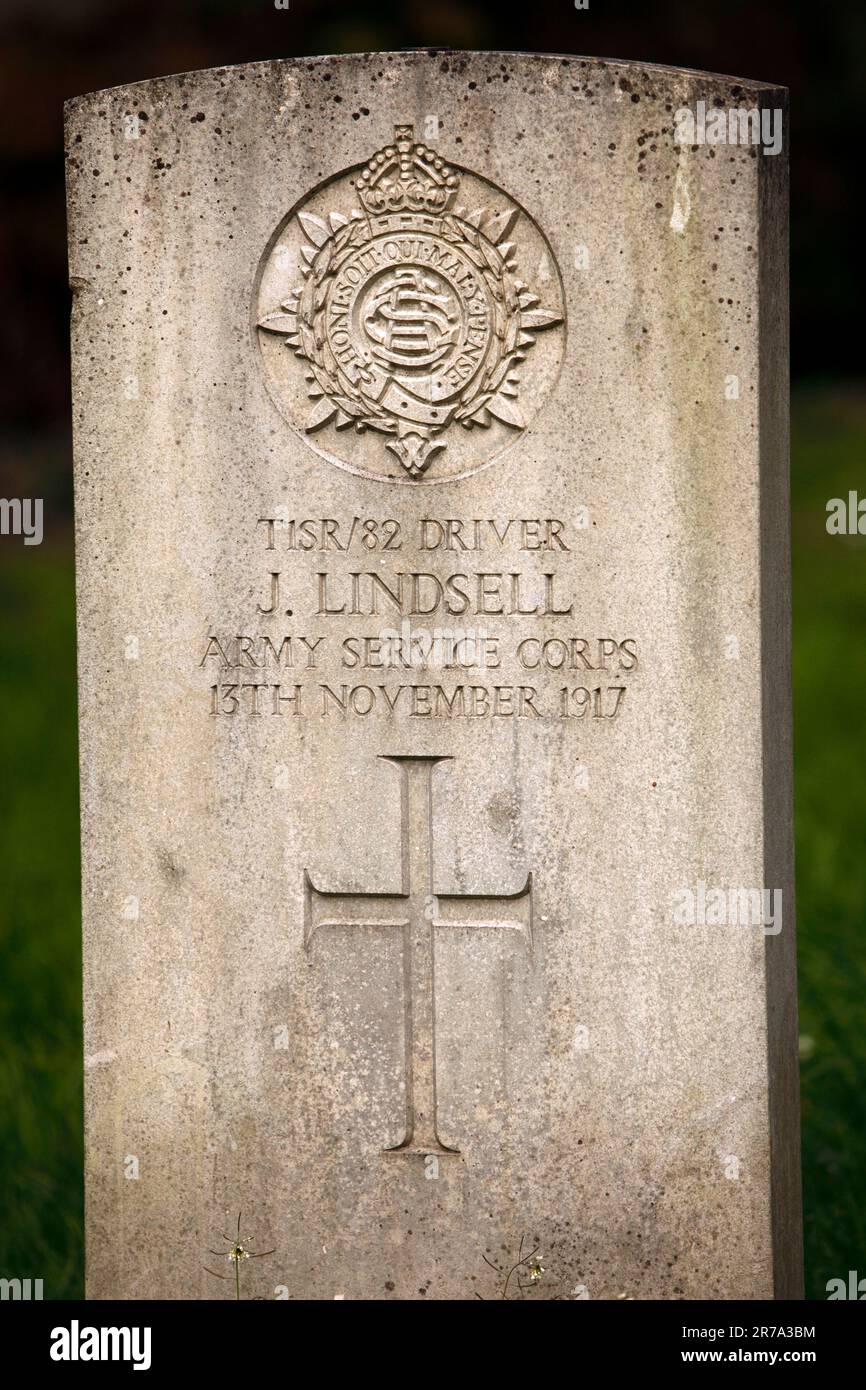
(262, 209, 556, 439)
(296, 217, 394, 433)
(438, 213, 528, 431)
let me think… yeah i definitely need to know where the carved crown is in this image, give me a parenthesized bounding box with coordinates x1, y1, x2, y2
(356, 124, 460, 215)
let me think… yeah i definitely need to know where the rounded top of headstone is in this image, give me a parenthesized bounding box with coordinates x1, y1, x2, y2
(65, 50, 785, 109)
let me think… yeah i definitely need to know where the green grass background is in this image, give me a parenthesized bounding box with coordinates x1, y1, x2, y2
(0, 385, 863, 1299)
(791, 386, 866, 1296)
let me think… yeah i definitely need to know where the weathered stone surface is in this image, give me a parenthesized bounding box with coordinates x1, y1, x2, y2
(67, 51, 800, 1300)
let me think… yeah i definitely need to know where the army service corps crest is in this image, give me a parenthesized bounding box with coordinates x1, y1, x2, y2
(255, 125, 565, 483)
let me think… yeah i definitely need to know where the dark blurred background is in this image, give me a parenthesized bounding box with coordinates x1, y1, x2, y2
(0, 0, 863, 1300)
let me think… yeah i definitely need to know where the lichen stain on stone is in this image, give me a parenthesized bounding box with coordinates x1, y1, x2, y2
(486, 790, 519, 840)
(157, 846, 185, 883)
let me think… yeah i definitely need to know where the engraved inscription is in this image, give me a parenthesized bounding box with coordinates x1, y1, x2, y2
(199, 513, 642, 722)
(256, 126, 565, 483)
(304, 755, 532, 1155)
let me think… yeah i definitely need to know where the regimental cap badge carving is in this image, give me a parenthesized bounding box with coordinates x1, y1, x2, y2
(256, 124, 565, 483)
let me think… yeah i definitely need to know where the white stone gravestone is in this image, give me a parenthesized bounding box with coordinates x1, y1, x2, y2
(66, 51, 800, 1300)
